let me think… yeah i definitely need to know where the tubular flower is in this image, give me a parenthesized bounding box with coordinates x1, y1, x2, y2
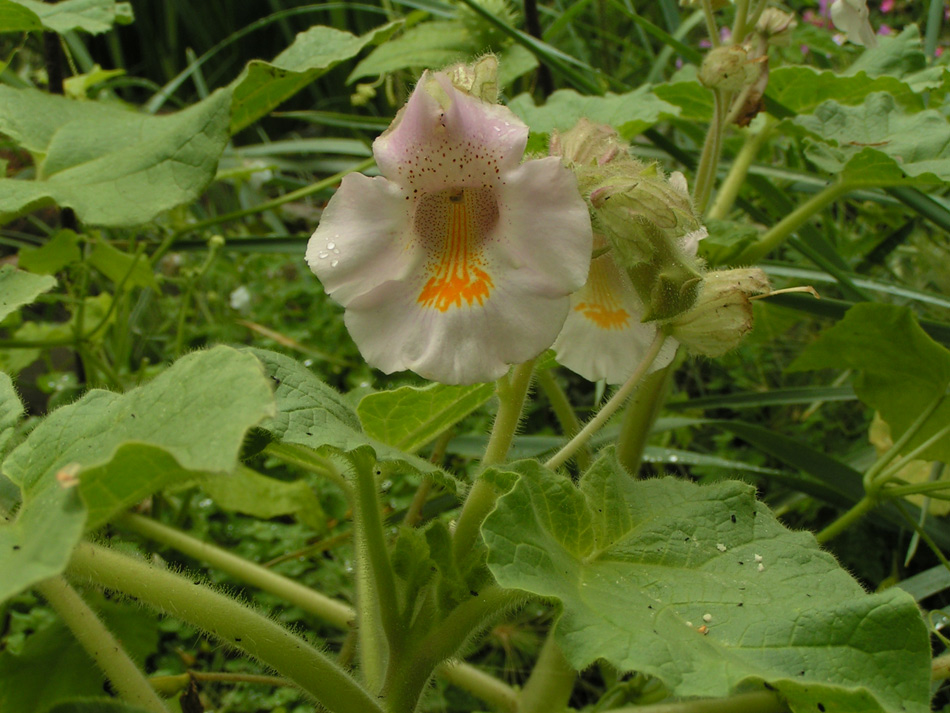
(306, 65, 592, 385)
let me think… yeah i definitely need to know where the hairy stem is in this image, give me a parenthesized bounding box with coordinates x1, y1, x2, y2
(483, 360, 536, 467)
(547, 334, 667, 471)
(693, 89, 727, 214)
(36, 576, 168, 713)
(616, 362, 674, 476)
(707, 118, 775, 221)
(68, 542, 383, 713)
(815, 495, 876, 544)
(537, 368, 591, 472)
(517, 633, 576, 713)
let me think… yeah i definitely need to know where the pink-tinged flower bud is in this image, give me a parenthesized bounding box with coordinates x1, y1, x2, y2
(699, 46, 760, 92)
(668, 268, 770, 357)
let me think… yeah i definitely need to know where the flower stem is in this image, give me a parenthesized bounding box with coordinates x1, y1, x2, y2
(116, 512, 353, 628)
(862, 395, 946, 490)
(35, 576, 169, 713)
(546, 334, 667, 471)
(693, 89, 728, 215)
(537, 367, 590, 472)
(707, 118, 774, 221)
(349, 450, 402, 693)
(731, 0, 752, 43)
(483, 360, 537, 467)
(736, 180, 852, 263)
(700, 0, 721, 47)
(68, 542, 383, 713)
(815, 495, 876, 544)
(616, 362, 674, 476)
(117, 513, 516, 709)
(452, 360, 536, 564)
(517, 633, 576, 713)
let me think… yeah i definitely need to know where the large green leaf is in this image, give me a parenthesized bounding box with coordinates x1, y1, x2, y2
(0, 265, 57, 322)
(228, 22, 398, 134)
(249, 348, 460, 492)
(483, 452, 931, 713)
(0, 371, 22, 458)
(767, 65, 924, 114)
(790, 303, 950, 463)
(358, 382, 494, 454)
(3, 346, 275, 531)
(0, 0, 42, 32)
(0, 86, 230, 227)
(508, 86, 679, 139)
(199, 466, 326, 531)
(789, 92, 950, 186)
(348, 20, 471, 84)
(16, 230, 82, 275)
(3, 0, 132, 35)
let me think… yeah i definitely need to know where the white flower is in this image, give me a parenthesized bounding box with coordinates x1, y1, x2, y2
(553, 229, 703, 384)
(306, 68, 592, 385)
(830, 0, 878, 48)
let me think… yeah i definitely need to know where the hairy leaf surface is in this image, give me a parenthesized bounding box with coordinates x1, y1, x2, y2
(483, 452, 930, 713)
(0, 265, 57, 323)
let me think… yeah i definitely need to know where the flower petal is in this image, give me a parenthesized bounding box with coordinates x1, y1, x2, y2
(306, 173, 423, 306)
(554, 251, 677, 383)
(344, 274, 571, 385)
(373, 71, 529, 194)
(492, 157, 592, 295)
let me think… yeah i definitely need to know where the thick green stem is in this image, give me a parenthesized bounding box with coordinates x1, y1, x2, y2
(482, 360, 536, 467)
(731, 0, 751, 42)
(350, 451, 402, 693)
(116, 513, 353, 628)
(517, 633, 576, 713)
(537, 368, 590, 472)
(815, 495, 876, 544)
(737, 180, 852, 263)
(611, 691, 788, 713)
(547, 334, 667, 471)
(616, 362, 674, 476)
(68, 542, 383, 713)
(36, 576, 168, 713)
(117, 513, 517, 709)
(707, 119, 774, 221)
(863, 395, 946, 489)
(386, 586, 520, 713)
(453, 361, 536, 563)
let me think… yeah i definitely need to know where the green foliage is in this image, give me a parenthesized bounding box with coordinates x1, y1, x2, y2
(791, 303, 950, 463)
(358, 382, 494, 454)
(483, 451, 932, 713)
(0, 86, 231, 226)
(0, 0, 132, 35)
(0, 265, 57, 323)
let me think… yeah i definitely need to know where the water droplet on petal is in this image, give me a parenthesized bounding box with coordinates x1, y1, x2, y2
(331, 260, 339, 267)
(327, 242, 336, 250)
(317, 251, 329, 259)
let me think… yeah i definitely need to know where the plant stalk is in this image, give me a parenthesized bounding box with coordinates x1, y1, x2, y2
(517, 633, 576, 713)
(537, 367, 590, 472)
(546, 333, 667, 471)
(707, 118, 774, 221)
(815, 495, 876, 544)
(616, 362, 674, 476)
(68, 542, 383, 713)
(36, 576, 169, 713)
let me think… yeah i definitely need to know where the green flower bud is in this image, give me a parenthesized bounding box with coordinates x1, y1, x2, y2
(699, 46, 760, 92)
(668, 268, 770, 357)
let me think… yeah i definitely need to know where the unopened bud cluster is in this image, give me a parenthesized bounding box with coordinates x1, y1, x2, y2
(553, 120, 770, 357)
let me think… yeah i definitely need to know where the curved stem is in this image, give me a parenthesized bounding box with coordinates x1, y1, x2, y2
(68, 542, 383, 713)
(117, 512, 517, 709)
(517, 633, 576, 713)
(616, 362, 674, 476)
(116, 512, 353, 628)
(546, 334, 667, 471)
(537, 368, 590, 472)
(482, 360, 536, 467)
(737, 180, 852, 263)
(815, 495, 876, 544)
(36, 576, 168, 713)
(707, 118, 774, 221)
(693, 89, 727, 215)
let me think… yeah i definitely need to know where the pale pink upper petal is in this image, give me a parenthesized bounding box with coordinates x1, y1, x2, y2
(373, 72, 528, 194)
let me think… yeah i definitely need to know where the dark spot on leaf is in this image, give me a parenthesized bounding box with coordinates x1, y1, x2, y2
(271, 376, 281, 385)
(235, 637, 242, 642)
(737, 602, 743, 607)
(12, 545, 20, 550)
(470, 590, 478, 597)
(763, 682, 775, 691)
(798, 671, 805, 676)
(738, 561, 744, 565)
(193, 580, 201, 585)
(731, 514, 737, 523)
(818, 705, 825, 712)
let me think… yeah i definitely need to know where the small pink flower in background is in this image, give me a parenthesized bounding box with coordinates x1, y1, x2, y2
(880, 0, 894, 12)
(307, 64, 592, 385)
(878, 23, 893, 35)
